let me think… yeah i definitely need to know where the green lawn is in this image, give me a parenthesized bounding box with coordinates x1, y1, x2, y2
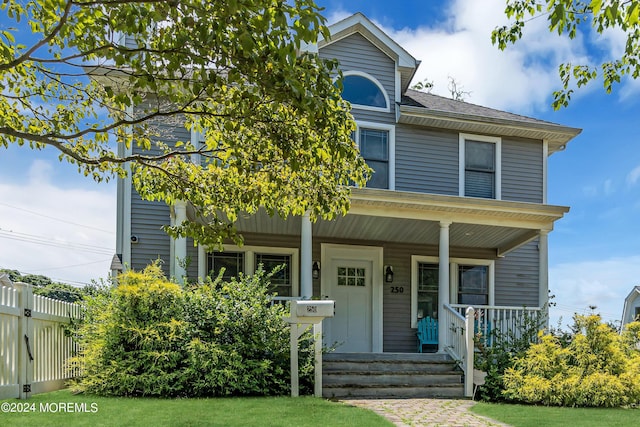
(472, 402, 639, 427)
(0, 390, 392, 427)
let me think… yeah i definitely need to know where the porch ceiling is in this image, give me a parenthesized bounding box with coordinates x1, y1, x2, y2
(230, 189, 568, 258)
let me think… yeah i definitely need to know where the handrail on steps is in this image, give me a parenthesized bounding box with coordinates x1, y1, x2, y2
(442, 303, 475, 398)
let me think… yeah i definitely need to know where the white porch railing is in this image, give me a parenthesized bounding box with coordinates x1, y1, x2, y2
(442, 304, 475, 396)
(442, 304, 544, 397)
(450, 304, 543, 345)
(0, 281, 81, 399)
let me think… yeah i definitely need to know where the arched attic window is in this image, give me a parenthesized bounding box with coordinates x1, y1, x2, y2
(341, 72, 389, 111)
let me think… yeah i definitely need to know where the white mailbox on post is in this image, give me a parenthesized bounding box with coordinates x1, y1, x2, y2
(286, 299, 335, 398)
(294, 300, 334, 321)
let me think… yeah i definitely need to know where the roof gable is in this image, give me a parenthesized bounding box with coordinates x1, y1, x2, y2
(318, 13, 418, 93)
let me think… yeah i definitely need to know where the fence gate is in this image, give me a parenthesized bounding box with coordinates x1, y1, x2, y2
(0, 281, 81, 399)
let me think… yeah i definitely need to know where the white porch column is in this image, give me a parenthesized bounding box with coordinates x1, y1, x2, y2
(438, 221, 451, 353)
(300, 211, 313, 299)
(538, 229, 549, 313)
(174, 200, 188, 284)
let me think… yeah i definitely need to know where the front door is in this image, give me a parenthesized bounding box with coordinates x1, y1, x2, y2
(325, 258, 372, 352)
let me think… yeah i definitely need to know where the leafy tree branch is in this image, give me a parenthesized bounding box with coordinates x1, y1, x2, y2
(492, 0, 640, 109)
(1, 0, 370, 247)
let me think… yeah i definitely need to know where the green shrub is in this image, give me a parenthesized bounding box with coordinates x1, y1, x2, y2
(70, 263, 314, 397)
(474, 308, 547, 402)
(503, 315, 640, 407)
(70, 263, 188, 396)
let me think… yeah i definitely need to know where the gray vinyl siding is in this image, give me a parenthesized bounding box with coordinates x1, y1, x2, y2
(129, 110, 190, 277)
(186, 238, 198, 279)
(382, 243, 420, 353)
(395, 125, 459, 195)
(130, 190, 171, 274)
(122, 34, 139, 49)
(320, 33, 396, 125)
(494, 240, 540, 307)
(502, 138, 543, 203)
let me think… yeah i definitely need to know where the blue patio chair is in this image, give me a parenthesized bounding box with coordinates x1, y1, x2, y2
(417, 316, 438, 352)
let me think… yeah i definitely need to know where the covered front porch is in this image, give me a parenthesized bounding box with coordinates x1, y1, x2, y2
(177, 187, 566, 356)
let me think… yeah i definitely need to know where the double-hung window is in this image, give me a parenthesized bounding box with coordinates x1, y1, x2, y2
(207, 251, 245, 281)
(458, 265, 489, 305)
(256, 253, 292, 297)
(411, 256, 439, 328)
(460, 134, 501, 199)
(360, 128, 389, 189)
(352, 123, 395, 190)
(417, 263, 439, 320)
(204, 246, 298, 297)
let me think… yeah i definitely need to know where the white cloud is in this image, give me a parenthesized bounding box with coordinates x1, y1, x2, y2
(603, 179, 614, 195)
(549, 255, 640, 327)
(627, 165, 640, 185)
(327, 0, 592, 113)
(0, 160, 115, 286)
(583, 178, 615, 197)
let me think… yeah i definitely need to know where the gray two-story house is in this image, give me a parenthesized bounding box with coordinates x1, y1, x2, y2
(114, 13, 580, 361)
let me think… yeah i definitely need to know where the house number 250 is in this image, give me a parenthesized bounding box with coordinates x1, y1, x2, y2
(390, 286, 404, 294)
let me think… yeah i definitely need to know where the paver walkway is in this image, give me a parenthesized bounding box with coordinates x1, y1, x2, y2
(341, 398, 512, 427)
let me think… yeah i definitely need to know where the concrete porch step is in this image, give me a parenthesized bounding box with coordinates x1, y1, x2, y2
(322, 352, 464, 399)
(323, 385, 464, 399)
(323, 372, 462, 387)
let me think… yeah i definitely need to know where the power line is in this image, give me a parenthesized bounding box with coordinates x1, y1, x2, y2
(0, 201, 112, 234)
(26, 258, 111, 272)
(0, 228, 113, 255)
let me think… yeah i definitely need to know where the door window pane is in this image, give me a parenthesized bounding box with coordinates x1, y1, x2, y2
(337, 266, 366, 287)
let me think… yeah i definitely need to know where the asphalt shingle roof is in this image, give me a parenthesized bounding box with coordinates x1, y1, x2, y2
(401, 89, 566, 128)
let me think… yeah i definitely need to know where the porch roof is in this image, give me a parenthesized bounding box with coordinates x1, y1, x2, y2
(232, 188, 568, 258)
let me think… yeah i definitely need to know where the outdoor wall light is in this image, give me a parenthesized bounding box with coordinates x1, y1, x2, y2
(385, 265, 394, 283)
(312, 261, 320, 280)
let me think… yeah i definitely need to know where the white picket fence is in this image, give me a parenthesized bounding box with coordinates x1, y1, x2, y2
(0, 281, 81, 399)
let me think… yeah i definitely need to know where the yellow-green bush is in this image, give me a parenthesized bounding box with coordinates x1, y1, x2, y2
(503, 314, 640, 407)
(70, 263, 314, 397)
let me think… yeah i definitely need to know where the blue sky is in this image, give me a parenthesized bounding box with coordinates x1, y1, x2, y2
(1, 0, 639, 326)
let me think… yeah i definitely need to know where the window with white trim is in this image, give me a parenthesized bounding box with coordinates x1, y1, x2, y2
(204, 246, 298, 297)
(340, 71, 390, 112)
(256, 253, 292, 297)
(410, 255, 439, 328)
(411, 256, 494, 327)
(458, 265, 488, 305)
(352, 122, 395, 190)
(459, 134, 501, 199)
(417, 263, 438, 319)
(360, 128, 389, 189)
(207, 251, 244, 281)
(451, 258, 494, 307)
